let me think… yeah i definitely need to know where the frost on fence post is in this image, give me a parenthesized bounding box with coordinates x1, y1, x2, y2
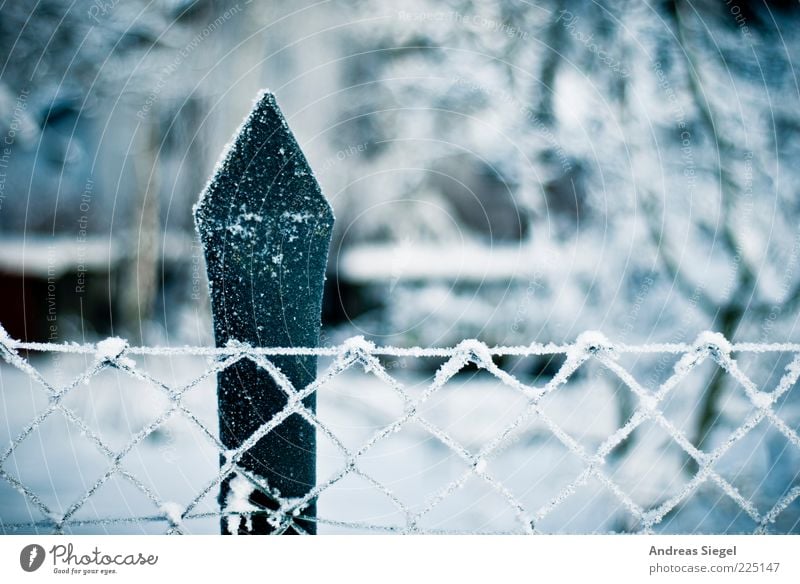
(194, 91, 333, 534)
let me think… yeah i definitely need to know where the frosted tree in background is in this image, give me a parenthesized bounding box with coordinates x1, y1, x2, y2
(0, 0, 238, 342)
(333, 0, 797, 332)
(328, 0, 800, 471)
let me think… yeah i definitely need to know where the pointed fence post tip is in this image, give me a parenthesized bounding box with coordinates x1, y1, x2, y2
(194, 90, 333, 534)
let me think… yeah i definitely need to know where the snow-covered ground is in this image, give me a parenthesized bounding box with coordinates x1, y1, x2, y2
(1, 348, 798, 534)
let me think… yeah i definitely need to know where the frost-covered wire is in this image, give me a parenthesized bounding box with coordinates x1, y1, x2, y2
(0, 325, 798, 534)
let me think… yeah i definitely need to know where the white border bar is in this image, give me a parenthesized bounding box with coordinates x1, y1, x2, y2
(1, 535, 798, 583)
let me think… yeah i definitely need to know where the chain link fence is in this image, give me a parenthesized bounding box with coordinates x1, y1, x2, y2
(1, 325, 799, 534)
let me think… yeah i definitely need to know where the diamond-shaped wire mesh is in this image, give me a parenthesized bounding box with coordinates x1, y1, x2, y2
(1, 326, 799, 534)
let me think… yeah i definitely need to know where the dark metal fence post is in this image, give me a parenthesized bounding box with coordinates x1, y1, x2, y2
(194, 91, 333, 534)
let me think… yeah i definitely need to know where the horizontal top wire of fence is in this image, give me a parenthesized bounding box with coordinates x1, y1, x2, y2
(1, 326, 799, 535)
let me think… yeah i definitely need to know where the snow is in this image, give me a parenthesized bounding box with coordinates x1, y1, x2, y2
(0, 236, 122, 277)
(750, 391, 775, 410)
(693, 331, 733, 355)
(340, 242, 532, 282)
(160, 502, 184, 526)
(222, 473, 268, 535)
(95, 337, 127, 361)
(281, 211, 315, 224)
(224, 474, 258, 514)
(571, 330, 613, 357)
(222, 473, 259, 535)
